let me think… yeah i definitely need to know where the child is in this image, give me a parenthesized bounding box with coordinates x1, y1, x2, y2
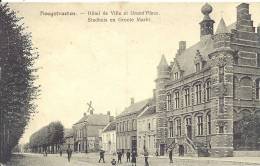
(111, 158, 117, 166)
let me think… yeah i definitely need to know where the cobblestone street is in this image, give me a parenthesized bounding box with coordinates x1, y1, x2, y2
(5, 153, 260, 166)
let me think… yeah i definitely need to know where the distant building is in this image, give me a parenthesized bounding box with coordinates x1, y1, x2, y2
(101, 121, 116, 154)
(116, 98, 151, 153)
(137, 102, 157, 155)
(63, 128, 74, 150)
(154, 3, 260, 157)
(73, 110, 113, 152)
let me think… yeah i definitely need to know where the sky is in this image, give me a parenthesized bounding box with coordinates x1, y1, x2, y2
(8, 3, 260, 144)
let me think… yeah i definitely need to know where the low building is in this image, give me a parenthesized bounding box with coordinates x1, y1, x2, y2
(116, 98, 152, 153)
(137, 103, 157, 155)
(101, 121, 116, 154)
(73, 110, 113, 153)
(63, 128, 74, 150)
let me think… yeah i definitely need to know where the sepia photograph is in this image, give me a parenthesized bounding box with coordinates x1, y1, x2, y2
(0, 2, 260, 166)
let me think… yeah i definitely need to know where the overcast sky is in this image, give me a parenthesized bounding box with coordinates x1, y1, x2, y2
(9, 3, 260, 144)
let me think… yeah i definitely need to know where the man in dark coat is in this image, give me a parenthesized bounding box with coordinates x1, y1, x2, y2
(126, 150, 131, 162)
(131, 150, 137, 166)
(169, 149, 173, 163)
(99, 150, 105, 163)
(117, 151, 122, 164)
(66, 147, 72, 162)
(144, 150, 149, 166)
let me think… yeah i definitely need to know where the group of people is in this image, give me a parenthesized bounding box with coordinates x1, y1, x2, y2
(99, 149, 139, 166)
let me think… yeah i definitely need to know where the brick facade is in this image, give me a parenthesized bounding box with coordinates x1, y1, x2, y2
(155, 3, 260, 157)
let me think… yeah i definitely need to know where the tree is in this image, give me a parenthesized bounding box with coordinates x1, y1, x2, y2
(233, 113, 260, 150)
(0, 3, 40, 163)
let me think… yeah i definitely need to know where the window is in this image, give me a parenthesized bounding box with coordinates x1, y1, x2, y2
(219, 126, 224, 133)
(184, 88, 190, 106)
(219, 66, 224, 83)
(207, 113, 211, 135)
(176, 119, 181, 136)
(186, 117, 192, 139)
(233, 77, 238, 99)
(148, 123, 151, 131)
(169, 121, 174, 137)
(195, 84, 202, 104)
(132, 119, 136, 130)
(196, 63, 200, 72)
(116, 123, 119, 132)
(219, 97, 224, 113)
(206, 81, 211, 101)
(166, 93, 172, 111)
(197, 116, 203, 136)
(126, 121, 129, 131)
(257, 53, 260, 67)
(256, 79, 260, 100)
(174, 72, 179, 80)
(174, 91, 180, 108)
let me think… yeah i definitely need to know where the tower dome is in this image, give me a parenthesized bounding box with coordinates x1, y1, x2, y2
(201, 3, 213, 16)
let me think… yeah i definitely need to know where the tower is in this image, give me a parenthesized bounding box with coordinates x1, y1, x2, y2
(200, 3, 215, 39)
(208, 18, 234, 157)
(155, 55, 170, 155)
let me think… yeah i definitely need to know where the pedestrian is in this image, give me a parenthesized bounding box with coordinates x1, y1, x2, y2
(169, 149, 173, 163)
(126, 150, 131, 162)
(59, 149, 62, 157)
(131, 150, 137, 166)
(144, 150, 149, 166)
(99, 150, 105, 163)
(66, 147, 72, 162)
(155, 150, 159, 157)
(122, 149, 124, 158)
(117, 151, 122, 164)
(111, 158, 117, 166)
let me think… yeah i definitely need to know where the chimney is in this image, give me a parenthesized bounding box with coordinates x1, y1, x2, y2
(130, 98, 135, 105)
(107, 111, 111, 116)
(177, 41, 186, 55)
(90, 109, 93, 115)
(83, 112, 87, 117)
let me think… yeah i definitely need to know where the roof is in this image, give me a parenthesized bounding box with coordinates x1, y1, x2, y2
(64, 128, 73, 138)
(138, 105, 156, 118)
(117, 99, 151, 118)
(158, 55, 168, 68)
(74, 114, 111, 126)
(216, 18, 229, 34)
(103, 121, 116, 132)
(175, 35, 214, 76)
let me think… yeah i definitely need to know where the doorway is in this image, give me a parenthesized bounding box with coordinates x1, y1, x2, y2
(160, 144, 165, 156)
(179, 145, 184, 156)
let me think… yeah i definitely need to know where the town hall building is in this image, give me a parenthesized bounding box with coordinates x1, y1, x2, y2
(155, 3, 260, 157)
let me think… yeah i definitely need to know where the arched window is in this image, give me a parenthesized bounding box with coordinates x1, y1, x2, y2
(240, 77, 253, 100)
(207, 112, 211, 135)
(257, 53, 260, 67)
(197, 115, 203, 136)
(169, 121, 174, 138)
(175, 118, 181, 136)
(233, 76, 238, 99)
(174, 91, 180, 108)
(195, 84, 202, 104)
(205, 81, 211, 102)
(166, 92, 172, 111)
(184, 88, 190, 106)
(256, 79, 260, 100)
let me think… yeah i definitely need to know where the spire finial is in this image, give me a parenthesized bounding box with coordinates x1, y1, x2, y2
(216, 18, 229, 34)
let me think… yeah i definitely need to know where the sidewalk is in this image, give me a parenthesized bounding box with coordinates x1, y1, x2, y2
(70, 152, 260, 165)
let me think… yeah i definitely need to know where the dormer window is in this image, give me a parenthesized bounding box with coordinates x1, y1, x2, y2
(196, 63, 201, 72)
(174, 72, 179, 80)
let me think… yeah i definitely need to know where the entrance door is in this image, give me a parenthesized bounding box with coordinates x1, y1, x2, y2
(179, 145, 184, 156)
(131, 136, 137, 152)
(160, 144, 165, 156)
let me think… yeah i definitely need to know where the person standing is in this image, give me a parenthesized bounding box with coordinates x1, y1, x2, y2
(66, 147, 72, 162)
(59, 149, 62, 157)
(169, 149, 173, 163)
(117, 151, 122, 164)
(131, 150, 137, 166)
(126, 150, 131, 162)
(144, 150, 149, 166)
(99, 150, 105, 163)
